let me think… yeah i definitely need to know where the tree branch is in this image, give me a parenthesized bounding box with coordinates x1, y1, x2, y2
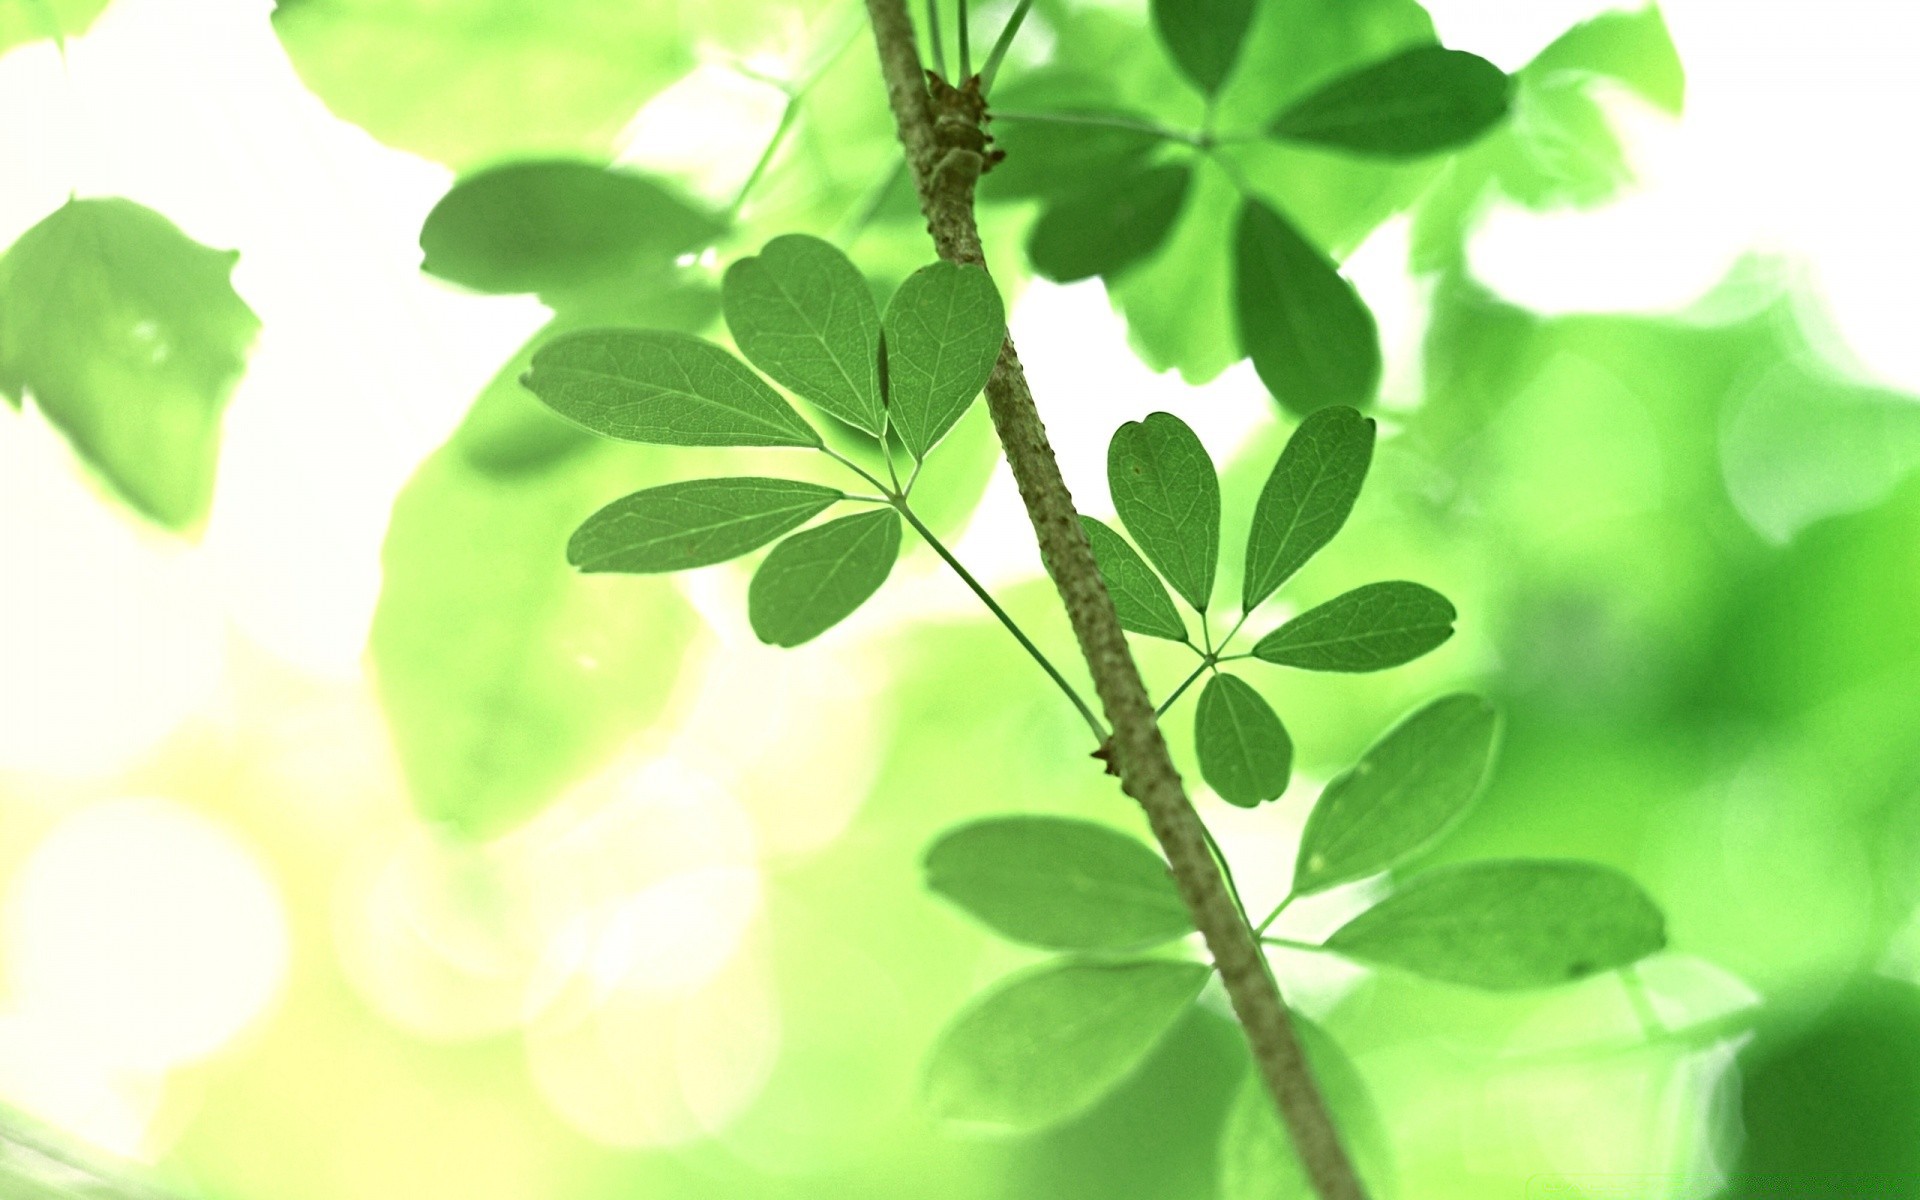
(860, 3, 1369, 1197)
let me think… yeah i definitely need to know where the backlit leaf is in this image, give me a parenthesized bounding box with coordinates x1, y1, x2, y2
(1242, 405, 1376, 610)
(1082, 516, 1188, 642)
(0, 198, 259, 531)
(925, 960, 1210, 1130)
(748, 508, 902, 647)
(1218, 1018, 1393, 1200)
(1269, 45, 1512, 158)
(924, 816, 1192, 951)
(882, 261, 1006, 459)
(1028, 164, 1192, 284)
(1234, 199, 1380, 414)
(1194, 674, 1293, 808)
(1108, 412, 1220, 611)
(1150, 0, 1255, 95)
(723, 234, 886, 435)
(1325, 859, 1666, 990)
(1294, 694, 1499, 892)
(1252, 581, 1454, 672)
(1529, 4, 1685, 115)
(568, 478, 843, 574)
(0, 0, 107, 56)
(419, 161, 722, 297)
(523, 330, 819, 447)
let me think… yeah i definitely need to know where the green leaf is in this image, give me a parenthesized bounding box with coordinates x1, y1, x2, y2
(370, 444, 696, 838)
(1150, 0, 1255, 95)
(722, 234, 886, 435)
(1193, 674, 1293, 808)
(748, 508, 902, 647)
(1252, 581, 1454, 672)
(1234, 199, 1381, 415)
(925, 960, 1209, 1130)
(419, 161, 722, 298)
(1529, 4, 1685, 115)
(977, 73, 1164, 202)
(567, 478, 843, 574)
(1108, 412, 1220, 611)
(1325, 859, 1667, 990)
(523, 330, 820, 448)
(1219, 1018, 1393, 1200)
(0, 0, 107, 56)
(1294, 694, 1499, 893)
(1269, 45, 1512, 158)
(923, 816, 1193, 951)
(0, 198, 259, 531)
(271, 0, 693, 165)
(881, 261, 1006, 460)
(1242, 406, 1376, 610)
(1081, 516, 1188, 642)
(1028, 164, 1193, 284)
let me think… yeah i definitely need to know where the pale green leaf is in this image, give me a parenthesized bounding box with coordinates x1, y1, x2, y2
(1108, 412, 1220, 611)
(419, 161, 722, 297)
(1294, 694, 1499, 893)
(1325, 859, 1666, 990)
(568, 478, 843, 574)
(523, 330, 819, 448)
(748, 508, 902, 647)
(924, 816, 1192, 951)
(1081, 516, 1188, 642)
(882, 261, 1006, 459)
(1219, 1018, 1393, 1200)
(0, 198, 259, 531)
(1194, 674, 1293, 808)
(723, 234, 885, 435)
(1269, 45, 1512, 158)
(1028, 164, 1192, 284)
(1529, 4, 1685, 115)
(0, 0, 106, 55)
(1234, 198, 1380, 415)
(1252, 582, 1454, 672)
(925, 960, 1209, 1131)
(1242, 406, 1376, 610)
(1151, 0, 1254, 95)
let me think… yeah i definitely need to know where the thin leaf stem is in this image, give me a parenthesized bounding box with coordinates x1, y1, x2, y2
(819, 444, 896, 496)
(1254, 892, 1297, 936)
(924, 0, 947, 78)
(730, 98, 801, 219)
(991, 108, 1210, 149)
(1155, 661, 1212, 719)
(978, 0, 1033, 92)
(1260, 933, 1326, 955)
(956, 0, 971, 78)
(1198, 818, 1250, 926)
(894, 500, 1108, 739)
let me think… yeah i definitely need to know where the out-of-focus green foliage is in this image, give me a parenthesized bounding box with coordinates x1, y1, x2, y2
(0, 0, 107, 55)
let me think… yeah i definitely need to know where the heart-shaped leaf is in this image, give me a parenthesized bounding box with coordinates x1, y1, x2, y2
(723, 234, 886, 435)
(1108, 412, 1220, 612)
(747, 508, 902, 647)
(882, 262, 1006, 459)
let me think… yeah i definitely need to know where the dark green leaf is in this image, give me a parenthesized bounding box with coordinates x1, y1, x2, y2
(748, 508, 902, 647)
(722, 235, 886, 435)
(1325, 859, 1666, 990)
(523, 330, 819, 448)
(1081, 516, 1188, 642)
(1234, 199, 1380, 414)
(1108, 412, 1220, 611)
(1269, 45, 1512, 158)
(1151, 0, 1254, 95)
(925, 960, 1209, 1130)
(1253, 582, 1454, 672)
(371, 444, 695, 838)
(978, 73, 1164, 202)
(1028, 164, 1193, 284)
(924, 816, 1193, 951)
(419, 161, 721, 296)
(0, 198, 259, 531)
(1193, 674, 1293, 808)
(567, 478, 843, 574)
(1294, 694, 1499, 892)
(1242, 406, 1376, 610)
(1218, 1018, 1393, 1200)
(0, 0, 107, 56)
(882, 261, 1006, 459)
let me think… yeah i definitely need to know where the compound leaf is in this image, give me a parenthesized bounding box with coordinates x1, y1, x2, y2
(1234, 199, 1380, 415)
(1294, 694, 1499, 892)
(1150, 0, 1255, 95)
(1194, 674, 1293, 808)
(567, 477, 843, 574)
(523, 330, 819, 448)
(924, 816, 1193, 951)
(1028, 163, 1192, 284)
(723, 234, 885, 435)
(1108, 412, 1220, 611)
(1253, 582, 1454, 672)
(0, 198, 259, 531)
(1269, 45, 1512, 158)
(1242, 406, 1376, 610)
(1082, 516, 1188, 642)
(747, 508, 901, 647)
(882, 261, 1006, 459)
(925, 959, 1210, 1131)
(1325, 859, 1666, 990)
